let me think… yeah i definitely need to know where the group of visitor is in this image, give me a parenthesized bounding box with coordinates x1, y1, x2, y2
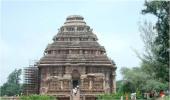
(72, 86, 79, 96)
(146, 90, 166, 98)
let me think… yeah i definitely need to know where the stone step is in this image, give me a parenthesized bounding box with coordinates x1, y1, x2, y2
(72, 90, 80, 100)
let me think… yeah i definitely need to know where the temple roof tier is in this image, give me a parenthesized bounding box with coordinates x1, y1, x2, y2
(38, 15, 116, 69)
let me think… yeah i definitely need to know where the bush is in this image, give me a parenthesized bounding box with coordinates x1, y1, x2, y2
(97, 93, 131, 100)
(164, 96, 170, 100)
(20, 94, 56, 100)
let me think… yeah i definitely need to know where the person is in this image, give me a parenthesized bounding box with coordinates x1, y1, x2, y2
(131, 93, 136, 100)
(75, 87, 77, 95)
(73, 87, 77, 96)
(73, 88, 76, 96)
(120, 96, 123, 100)
(77, 85, 79, 90)
(126, 94, 128, 100)
(160, 90, 165, 98)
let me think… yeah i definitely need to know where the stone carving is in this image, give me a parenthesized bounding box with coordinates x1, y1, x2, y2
(25, 15, 117, 100)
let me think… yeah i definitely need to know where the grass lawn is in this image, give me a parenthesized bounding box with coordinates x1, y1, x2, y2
(164, 95, 170, 100)
(156, 96, 170, 100)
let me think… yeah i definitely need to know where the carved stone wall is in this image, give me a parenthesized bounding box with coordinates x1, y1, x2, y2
(36, 15, 117, 99)
(39, 65, 114, 95)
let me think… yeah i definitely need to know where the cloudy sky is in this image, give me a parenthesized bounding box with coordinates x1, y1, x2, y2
(0, 0, 156, 85)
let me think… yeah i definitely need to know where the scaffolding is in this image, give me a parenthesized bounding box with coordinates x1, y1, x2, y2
(23, 63, 39, 95)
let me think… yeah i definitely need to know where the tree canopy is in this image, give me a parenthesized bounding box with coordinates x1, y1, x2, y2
(120, 67, 167, 93)
(118, 0, 169, 95)
(141, 1, 169, 82)
(0, 69, 22, 96)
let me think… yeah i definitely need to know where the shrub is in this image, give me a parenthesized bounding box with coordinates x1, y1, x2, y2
(20, 94, 56, 100)
(97, 93, 131, 100)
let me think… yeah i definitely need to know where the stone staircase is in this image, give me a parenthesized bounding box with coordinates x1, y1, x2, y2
(72, 89, 80, 100)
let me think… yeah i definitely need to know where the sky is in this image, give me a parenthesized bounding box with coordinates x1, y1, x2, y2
(0, 0, 156, 85)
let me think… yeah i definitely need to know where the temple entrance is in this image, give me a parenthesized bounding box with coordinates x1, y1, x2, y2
(72, 70, 80, 88)
(73, 80, 79, 88)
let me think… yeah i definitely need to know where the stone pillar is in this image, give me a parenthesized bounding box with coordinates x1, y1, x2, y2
(70, 80, 72, 89)
(96, 50, 98, 55)
(75, 26, 77, 32)
(113, 76, 116, 93)
(69, 50, 72, 54)
(64, 27, 67, 32)
(89, 79, 92, 90)
(81, 79, 84, 88)
(80, 50, 82, 54)
(61, 80, 63, 90)
(52, 50, 55, 54)
(103, 78, 106, 92)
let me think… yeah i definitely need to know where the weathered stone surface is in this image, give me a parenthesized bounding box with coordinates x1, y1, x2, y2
(25, 15, 116, 100)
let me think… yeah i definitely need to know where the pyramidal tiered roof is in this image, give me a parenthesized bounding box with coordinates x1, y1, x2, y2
(38, 15, 115, 67)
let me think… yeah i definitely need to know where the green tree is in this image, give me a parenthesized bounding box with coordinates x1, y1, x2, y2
(141, 1, 169, 82)
(120, 67, 168, 93)
(0, 69, 22, 96)
(118, 81, 135, 93)
(138, 22, 158, 79)
(120, 67, 148, 92)
(143, 79, 168, 92)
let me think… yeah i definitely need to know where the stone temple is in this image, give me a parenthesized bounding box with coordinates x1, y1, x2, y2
(24, 15, 117, 100)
